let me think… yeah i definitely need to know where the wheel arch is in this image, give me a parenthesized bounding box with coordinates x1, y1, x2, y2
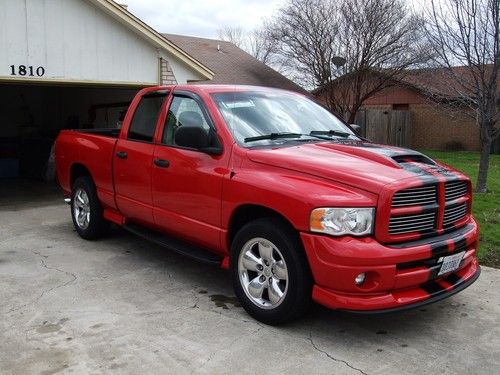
(227, 204, 299, 247)
(70, 163, 92, 188)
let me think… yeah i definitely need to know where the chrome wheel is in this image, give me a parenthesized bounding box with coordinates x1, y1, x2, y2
(73, 188, 90, 230)
(238, 237, 289, 309)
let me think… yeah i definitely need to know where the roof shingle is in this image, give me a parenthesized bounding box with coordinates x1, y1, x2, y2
(162, 33, 306, 93)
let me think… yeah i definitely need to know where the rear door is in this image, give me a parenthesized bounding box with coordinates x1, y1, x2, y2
(114, 90, 168, 224)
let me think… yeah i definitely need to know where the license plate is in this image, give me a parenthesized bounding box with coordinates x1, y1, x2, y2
(438, 251, 465, 276)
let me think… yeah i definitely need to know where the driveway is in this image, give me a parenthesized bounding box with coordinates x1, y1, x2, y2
(1, 201, 499, 374)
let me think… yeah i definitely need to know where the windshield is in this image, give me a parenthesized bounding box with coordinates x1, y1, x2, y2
(211, 90, 358, 147)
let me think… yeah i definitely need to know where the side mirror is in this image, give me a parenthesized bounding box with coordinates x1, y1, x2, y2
(350, 124, 361, 133)
(174, 126, 222, 155)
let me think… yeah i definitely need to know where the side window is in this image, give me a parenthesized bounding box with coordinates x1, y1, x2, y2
(128, 93, 167, 142)
(162, 96, 211, 145)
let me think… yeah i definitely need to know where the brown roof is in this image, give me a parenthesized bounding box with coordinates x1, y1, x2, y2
(398, 65, 489, 98)
(162, 33, 306, 93)
(313, 65, 497, 99)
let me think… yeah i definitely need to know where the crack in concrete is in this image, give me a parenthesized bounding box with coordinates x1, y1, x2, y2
(7, 250, 77, 314)
(195, 325, 264, 374)
(308, 330, 369, 375)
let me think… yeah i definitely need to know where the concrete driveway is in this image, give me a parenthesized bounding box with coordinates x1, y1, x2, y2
(1, 201, 499, 374)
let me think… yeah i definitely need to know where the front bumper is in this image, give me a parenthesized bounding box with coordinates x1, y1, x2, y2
(301, 219, 480, 312)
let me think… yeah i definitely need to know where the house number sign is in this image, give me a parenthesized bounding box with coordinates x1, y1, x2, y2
(9, 65, 45, 77)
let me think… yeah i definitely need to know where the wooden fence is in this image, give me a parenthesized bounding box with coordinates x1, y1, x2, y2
(355, 109, 411, 148)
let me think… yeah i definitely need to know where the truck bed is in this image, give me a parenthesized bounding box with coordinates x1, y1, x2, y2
(65, 128, 121, 138)
(56, 129, 118, 210)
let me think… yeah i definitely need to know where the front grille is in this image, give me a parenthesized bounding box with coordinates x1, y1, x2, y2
(388, 180, 469, 238)
(445, 181, 468, 202)
(443, 202, 467, 228)
(392, 185, 437, 207)
(389, 211, 436, 235)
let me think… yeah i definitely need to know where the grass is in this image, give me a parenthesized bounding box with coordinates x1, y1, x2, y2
(421, 150, 500, 268)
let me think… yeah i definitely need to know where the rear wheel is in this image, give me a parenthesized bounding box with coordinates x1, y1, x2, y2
(231, 218, 312, 325)
(71, 176, 109, 240)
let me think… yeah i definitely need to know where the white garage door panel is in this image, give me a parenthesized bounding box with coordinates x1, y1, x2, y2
(0, 0, 159, 84)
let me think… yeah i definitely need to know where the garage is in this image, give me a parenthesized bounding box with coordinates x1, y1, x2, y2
(0, 83, 138, 178)
(0, 0, 213, 203)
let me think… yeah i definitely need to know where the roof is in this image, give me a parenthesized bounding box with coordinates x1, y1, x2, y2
(313, 65, 497, 99)
(398, 65, 497, 99)
(162, 34, 307, 93)
(88, 0, 214, 79)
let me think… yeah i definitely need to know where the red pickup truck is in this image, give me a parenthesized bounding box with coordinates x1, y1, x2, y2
(56, 85, 480, 324)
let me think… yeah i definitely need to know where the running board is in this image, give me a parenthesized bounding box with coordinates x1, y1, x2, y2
(123, 223, 223, 266)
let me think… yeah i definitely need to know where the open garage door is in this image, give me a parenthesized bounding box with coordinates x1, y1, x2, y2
(0, 83, 140, 206)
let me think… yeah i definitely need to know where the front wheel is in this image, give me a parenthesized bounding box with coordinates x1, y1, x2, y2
(231, 218, 312, 325)
(71, 176, 109, 240)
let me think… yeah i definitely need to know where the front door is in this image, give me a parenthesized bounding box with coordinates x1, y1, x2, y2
(152, 93, 227, 252)
(114, 90, 168, 224)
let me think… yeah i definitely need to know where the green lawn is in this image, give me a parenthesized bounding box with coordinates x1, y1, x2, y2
(422, 150, 500, 268)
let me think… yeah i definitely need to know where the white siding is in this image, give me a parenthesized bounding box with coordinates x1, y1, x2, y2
(167, 53, 206, 84)
(0, 0, 165, 84)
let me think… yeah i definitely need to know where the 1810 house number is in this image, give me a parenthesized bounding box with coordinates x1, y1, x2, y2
(9, 65, 45, 77)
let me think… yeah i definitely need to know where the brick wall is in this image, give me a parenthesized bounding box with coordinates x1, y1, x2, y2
(364, 86, 425, 105)
(409, 104, 479, 151)
(159, 57, 177, 85)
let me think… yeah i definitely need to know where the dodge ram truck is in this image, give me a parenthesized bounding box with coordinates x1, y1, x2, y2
(55, 85, 480, 324)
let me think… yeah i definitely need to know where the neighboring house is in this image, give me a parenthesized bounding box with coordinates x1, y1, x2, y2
(162, 34, 307, 93)
(314, 66, 498, 152)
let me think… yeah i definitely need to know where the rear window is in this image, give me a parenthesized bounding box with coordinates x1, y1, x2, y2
(128, 92, 167, 142)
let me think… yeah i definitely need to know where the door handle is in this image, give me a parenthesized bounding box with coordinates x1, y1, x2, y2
(116, 151, 128, 159)
(154, 158, 170, 168)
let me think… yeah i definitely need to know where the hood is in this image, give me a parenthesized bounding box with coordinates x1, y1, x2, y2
(246, 141, 462, 194)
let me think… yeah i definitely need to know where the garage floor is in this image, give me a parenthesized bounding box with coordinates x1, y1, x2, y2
(0, 179, 61, 209)
(1, 198, 499, 374)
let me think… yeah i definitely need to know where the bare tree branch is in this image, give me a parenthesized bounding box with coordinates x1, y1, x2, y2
(217, 26, 245, 48)
(425, 0, 499, 192)
(265, 0, 431, 122)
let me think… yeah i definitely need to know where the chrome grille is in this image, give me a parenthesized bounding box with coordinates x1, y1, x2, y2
(443, 203, 467, 228)
(389, 212, 436, 235)
(445, 181, 467, 202)
(392, 185, 437, 207)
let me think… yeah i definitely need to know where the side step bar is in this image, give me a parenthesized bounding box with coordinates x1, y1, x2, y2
(123, 223, 223, 266)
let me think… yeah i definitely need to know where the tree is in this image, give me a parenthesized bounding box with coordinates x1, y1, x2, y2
(425, 0, 499, 193)
(265, 0, 430, 122)
(217, 26, 282, 69)
(217, 26, 245, 48)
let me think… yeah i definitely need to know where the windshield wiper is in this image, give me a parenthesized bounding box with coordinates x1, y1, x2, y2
(244, 132, 303, 143)
(310, 130, 350, 138)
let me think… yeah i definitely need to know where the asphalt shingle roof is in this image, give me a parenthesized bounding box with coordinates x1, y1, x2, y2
(162, 33, 306, 93)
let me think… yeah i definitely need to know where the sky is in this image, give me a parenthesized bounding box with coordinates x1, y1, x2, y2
(123, 0, 287, 39)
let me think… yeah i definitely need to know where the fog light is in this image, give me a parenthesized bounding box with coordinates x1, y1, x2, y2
(355, 272, 366, 285)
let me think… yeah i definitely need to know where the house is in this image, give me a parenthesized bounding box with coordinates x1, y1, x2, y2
(162, 34, 306, 93)
(0, 0, 213, 179)
(314, 66, 498, 152)
(0, 0, 304, 183)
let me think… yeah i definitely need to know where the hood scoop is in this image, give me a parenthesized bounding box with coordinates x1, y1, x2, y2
(392, 154, 436, 166)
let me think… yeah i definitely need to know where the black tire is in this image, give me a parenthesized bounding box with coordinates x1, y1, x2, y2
(71, 176, 110, 240)
(231, 217, 312, 325)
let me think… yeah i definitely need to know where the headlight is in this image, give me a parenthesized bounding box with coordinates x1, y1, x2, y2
(310, 207, 374, 236)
